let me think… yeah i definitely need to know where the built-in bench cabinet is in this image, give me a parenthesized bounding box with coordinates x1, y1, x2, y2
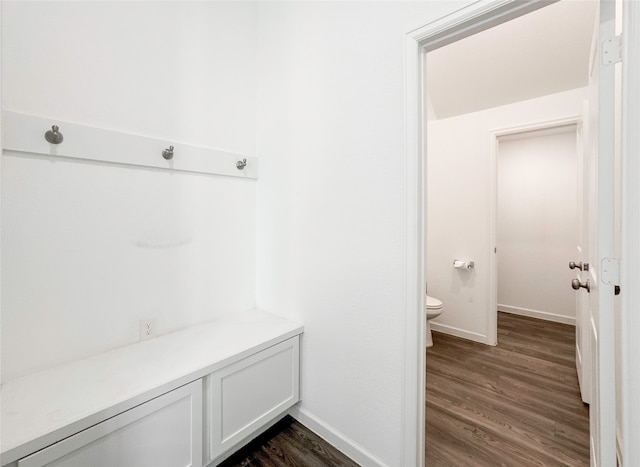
(206, 338, 299, 464)
(16, 381, 203, 467)
(0, 311, 302, 467)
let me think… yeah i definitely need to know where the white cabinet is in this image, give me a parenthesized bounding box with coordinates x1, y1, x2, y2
(207, 337, 300, 463)
(17, 380, 202, 467)
(2, 312, 302, 467)
(11, 337, 301, 467)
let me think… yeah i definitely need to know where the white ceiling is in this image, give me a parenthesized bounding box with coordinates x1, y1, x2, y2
(426, 0, 597, 120)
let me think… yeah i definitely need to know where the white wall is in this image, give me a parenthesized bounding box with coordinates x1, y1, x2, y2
(2, 1, 257, 155)
(497, 127, 578, 324)
(426, 87, 588, 343)
(254, 2, 472, 465)
(1, 2, 259, 382)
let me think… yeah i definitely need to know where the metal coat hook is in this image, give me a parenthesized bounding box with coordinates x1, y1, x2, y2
(45, 125, 64, 144)
(236, 158, 247, 170)
(162, 146, 174, 160)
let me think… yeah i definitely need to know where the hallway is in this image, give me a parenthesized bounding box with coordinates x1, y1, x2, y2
(426, 313, 589, 466)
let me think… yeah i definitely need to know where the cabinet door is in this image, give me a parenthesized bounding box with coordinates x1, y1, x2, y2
(18, 380, 202, 467)
(208, 337, 299, 461)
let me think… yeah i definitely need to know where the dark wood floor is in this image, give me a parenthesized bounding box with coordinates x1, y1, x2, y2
(218, 415, 359, 467)
(427, 312, 590, 466)
(218, 312, 588, 466)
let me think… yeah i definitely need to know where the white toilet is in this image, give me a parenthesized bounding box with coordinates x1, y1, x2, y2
(425, 295, 444, 348)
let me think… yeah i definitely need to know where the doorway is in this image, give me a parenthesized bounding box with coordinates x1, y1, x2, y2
(423, 0, 594, 347)
(403, 0, 613, 465)
(405, 1, 639, 465)
(493, 121, 581, 334)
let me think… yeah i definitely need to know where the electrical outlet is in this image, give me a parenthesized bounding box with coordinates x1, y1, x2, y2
(140, 319, 156, 341)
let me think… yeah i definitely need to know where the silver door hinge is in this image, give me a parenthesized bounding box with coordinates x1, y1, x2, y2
(601, 258, 620, 286)
(602, 35, 622, 65)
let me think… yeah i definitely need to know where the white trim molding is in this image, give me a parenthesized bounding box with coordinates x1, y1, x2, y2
(1, 111, 257, 180)
(402, 30, 425, 467)
(488, 116, 581, 344)
(429, 322, 488, 344)
(408, 0, 557, 52)
(621, 1, 640, 465)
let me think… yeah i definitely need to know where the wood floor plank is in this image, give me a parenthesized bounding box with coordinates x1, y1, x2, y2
(218, 416, 359, 467)
(427, 379, 581, 466)
(426, 312, 589, 466)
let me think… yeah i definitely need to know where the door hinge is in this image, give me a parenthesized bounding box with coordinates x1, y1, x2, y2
(601, 258, 620, 288)
(602, 35, 622, 65)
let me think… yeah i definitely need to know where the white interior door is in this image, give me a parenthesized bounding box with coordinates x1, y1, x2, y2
(584, 1, 619, 465)
(574, 110, 591, 405)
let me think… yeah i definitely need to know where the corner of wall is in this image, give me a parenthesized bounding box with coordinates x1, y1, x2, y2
(288, 406, 389, 467)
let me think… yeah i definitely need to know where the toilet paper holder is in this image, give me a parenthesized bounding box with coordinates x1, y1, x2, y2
(453, 259, 475, 269)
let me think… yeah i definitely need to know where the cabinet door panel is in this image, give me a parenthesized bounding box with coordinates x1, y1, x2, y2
(209, 337, 299, 460)
(18, 381, 202, 467)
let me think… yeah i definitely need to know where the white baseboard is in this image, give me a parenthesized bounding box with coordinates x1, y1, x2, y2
(288, 406, 388, 467)
(429, 322, 490, 345)
(497, 304, 575, 326)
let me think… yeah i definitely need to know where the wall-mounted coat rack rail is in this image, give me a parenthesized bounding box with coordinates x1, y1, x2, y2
(1, 112, 258, 180)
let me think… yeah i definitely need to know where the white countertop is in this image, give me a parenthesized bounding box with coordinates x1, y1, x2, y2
(0, 309, 303, 465)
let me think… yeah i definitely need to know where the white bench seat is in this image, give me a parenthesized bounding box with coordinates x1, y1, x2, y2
(1, 310, 303, 466)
